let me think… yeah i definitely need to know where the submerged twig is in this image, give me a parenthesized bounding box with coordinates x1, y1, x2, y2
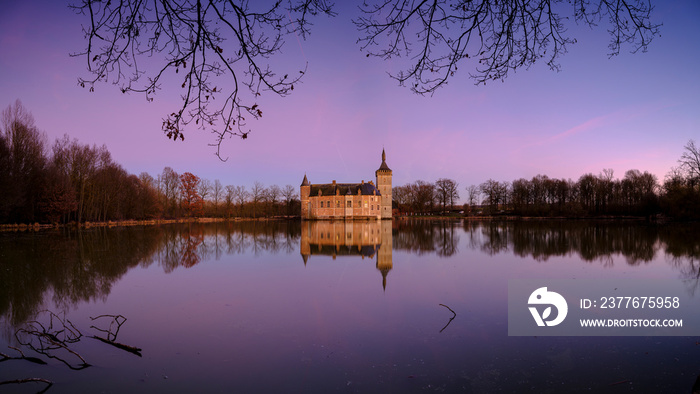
(439, 303, 457, 333)
(0, 346, 47, 365)
(89, 336, 142, 357)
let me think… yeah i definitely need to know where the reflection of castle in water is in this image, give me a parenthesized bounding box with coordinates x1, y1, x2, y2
(300, 220, 393, 290)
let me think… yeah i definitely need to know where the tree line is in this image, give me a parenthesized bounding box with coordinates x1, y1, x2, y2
(0, 101, 300, 225)
(2, 100, 697, 223)
(392, 141, 700, 220)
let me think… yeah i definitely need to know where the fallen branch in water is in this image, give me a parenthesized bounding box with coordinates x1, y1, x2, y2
(15, 312, 91, 370)
(89, 314, 142, 356)
(439, 303, 457, 333)
(0, 346, 47, 365)
(90, 314, 127, 342)
(89, 335, 142, 357)
(0, 377, 53, 393)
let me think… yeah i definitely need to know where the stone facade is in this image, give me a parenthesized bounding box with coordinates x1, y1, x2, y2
(301, 150, 393, 220)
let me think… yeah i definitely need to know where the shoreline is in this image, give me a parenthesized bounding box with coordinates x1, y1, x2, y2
(1, 213, 689, 232)
(0, 216, 299, 232)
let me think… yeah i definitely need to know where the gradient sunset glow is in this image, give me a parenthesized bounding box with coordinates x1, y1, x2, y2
(1, 1, 698, 202)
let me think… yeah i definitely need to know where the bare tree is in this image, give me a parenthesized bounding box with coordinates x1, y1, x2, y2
(224, 184, 236, 218)
(70, 0, 335, 158)
(71, 1, 660, 155)
(198, 178, 213, 204)
(1, 100, 47, 222)
(413, 180, 436, 214)
(355, 0, 660, 94)
(266, 184, 282, 216)
(159, 167, 180, 217)
(281, 184, 298, 216)
(233, 185, 249, 217)
(212, 179, 223, 216)
(466, 184, 481, 206)
(250, 181, 266, 218)
(679, 140, 700, 186)
(139, 172, 156, 190)
(435, 178, 459, 213)
(479, 179, 508, 213)
(392, 184, 411, 213)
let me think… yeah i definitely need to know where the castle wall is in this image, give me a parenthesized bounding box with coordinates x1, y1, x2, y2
(301, 150, 392, 220)
(307, 194, 381, 219)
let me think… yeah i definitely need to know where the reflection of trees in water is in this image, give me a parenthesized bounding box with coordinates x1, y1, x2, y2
(469, 221, 700, 290)
(0, 226, 162, 333)
(392, 219, 460, 257)
(470, 221, 662, 265)
(0, 221, 301, 335)
(154, 221, 301, 272)
(662, 224, 700, 294)
(2, 220, 698, 333)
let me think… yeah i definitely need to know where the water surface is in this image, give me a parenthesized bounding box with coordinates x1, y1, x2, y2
(1, 220, 699, 393)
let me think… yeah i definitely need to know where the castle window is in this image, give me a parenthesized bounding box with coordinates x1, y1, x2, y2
(327, 200, 330, 207)
(347, 201, 351, 208)
(336, 201, 340, 208)
(364, 202, 368, 208)
(357, 201, 361, 207)
(320, 201, 323, 208)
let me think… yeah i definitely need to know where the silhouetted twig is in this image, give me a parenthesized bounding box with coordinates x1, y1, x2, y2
(439, 303, 457, 333)
(15, 311, 90, 370)
(89, 314, 142, 356)
(90, 314, 127, 342)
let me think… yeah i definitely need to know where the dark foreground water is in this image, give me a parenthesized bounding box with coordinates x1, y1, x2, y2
(1, 219, 700, 393)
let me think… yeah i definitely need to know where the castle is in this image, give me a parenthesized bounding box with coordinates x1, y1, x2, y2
(300, 149, 392, 220)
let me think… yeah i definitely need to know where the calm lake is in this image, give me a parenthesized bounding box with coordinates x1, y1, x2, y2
(1, 219, 700, 393)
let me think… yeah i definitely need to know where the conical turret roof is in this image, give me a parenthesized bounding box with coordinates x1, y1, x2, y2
(376, 149, 391, 173)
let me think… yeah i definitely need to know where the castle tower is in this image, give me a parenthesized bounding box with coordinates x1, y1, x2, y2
(375, 149, 393, 219)
(300, 174, 310, 219)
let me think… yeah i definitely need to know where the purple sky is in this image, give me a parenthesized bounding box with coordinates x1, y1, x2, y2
(1, 1, 698, 203)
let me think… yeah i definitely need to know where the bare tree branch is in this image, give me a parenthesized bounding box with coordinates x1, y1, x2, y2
(71, 1, 660, 155)
(355, 0, 660, 93)
(70, 0, 336, 160)
(679, 140, 700, 184)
